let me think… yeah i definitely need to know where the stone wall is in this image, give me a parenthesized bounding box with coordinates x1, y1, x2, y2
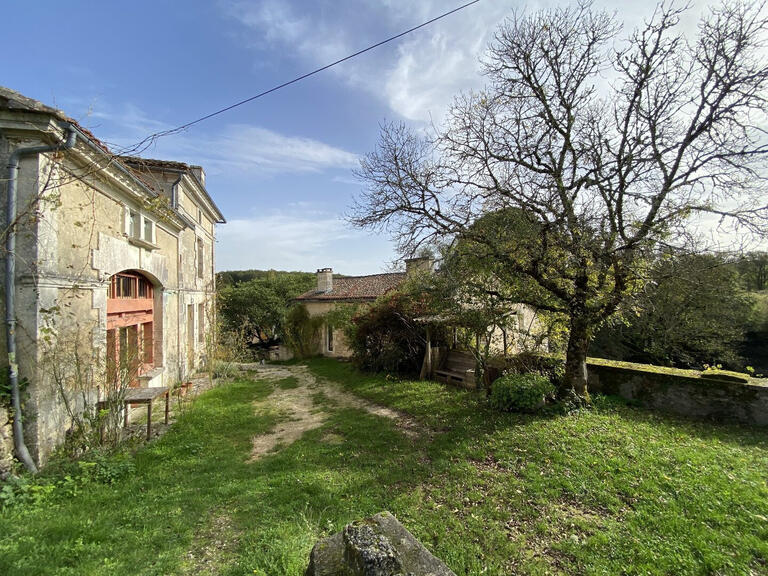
(587, 359, 768, 427)
(0, 404, 14, 478)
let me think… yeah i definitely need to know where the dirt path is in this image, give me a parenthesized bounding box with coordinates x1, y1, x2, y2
(181, 365, 425, 573)
(245, 364, 421, 461)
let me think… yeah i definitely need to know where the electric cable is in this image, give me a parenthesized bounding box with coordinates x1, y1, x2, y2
(125, 0, 481, 153)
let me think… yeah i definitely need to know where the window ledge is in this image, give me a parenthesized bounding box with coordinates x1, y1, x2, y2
(128, 236, 159, 251)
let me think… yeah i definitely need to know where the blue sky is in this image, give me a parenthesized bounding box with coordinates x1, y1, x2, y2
(2, 0, 717, 274)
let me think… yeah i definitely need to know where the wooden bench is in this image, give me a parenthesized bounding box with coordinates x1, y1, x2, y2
(434, 350, 477, 389)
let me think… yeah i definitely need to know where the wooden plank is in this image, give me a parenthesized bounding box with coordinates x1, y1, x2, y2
(126, 386, 169, 402)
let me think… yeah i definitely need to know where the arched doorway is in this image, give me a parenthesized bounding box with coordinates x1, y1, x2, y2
(106, 271, 156, 387)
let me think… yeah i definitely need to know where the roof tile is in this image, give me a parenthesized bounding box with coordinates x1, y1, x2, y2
(295, 273, 407, 302)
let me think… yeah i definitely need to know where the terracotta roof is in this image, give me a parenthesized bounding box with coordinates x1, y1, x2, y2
(295, 273, 407, 302)
(120, 156, 225, 223)
(0, 86, 115, 155)
(120, 156, 194, 172)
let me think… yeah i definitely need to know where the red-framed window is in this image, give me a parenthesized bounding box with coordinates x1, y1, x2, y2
(106, 272, 155, 386)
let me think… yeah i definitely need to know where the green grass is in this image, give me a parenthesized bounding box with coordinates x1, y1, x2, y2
(1, 361, 767, 575)
(275, 376, 300, 390)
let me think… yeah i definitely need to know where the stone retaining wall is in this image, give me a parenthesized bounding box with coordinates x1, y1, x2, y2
(587, 360, 768, 427)
(0, 404, 14, 478)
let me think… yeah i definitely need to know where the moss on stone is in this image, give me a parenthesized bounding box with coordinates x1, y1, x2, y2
(588, 357, 757, 384)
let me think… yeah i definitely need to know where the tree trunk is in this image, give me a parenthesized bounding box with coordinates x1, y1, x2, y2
(561, 314, 590, 403)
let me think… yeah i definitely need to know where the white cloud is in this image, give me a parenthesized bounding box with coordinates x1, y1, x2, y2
(332, 174, 361, 186)
(223, 0, 517, 122)
(222, 0, 723, 124)
(79, 101, 358, 176)
(184, 125, 359, 175)
(215, 207, 394, 273)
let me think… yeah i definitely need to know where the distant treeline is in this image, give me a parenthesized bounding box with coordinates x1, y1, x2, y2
(217, 269, 315, 288)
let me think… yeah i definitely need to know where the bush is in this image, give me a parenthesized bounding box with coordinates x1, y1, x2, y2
(501, 352, 565, 388)
(0, 450, 136, 511)
(489, 373, 555, 413)
(211, 360, 239, 379)
(283, 304, 322, 359)
(349, 291, 446, 376)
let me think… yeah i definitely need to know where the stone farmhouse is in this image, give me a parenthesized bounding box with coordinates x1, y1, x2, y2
(294, 259, 438, 357)
(294, 257, 546, 368)
(294, 266, 410, 357)
(0, 87, 224, 466)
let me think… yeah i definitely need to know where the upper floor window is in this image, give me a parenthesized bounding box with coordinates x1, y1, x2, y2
(129, 210, 139, 238)
(124, 206, 156, 248)
(143, 217, 153, 242)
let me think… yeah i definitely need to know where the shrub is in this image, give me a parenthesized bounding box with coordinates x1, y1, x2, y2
(211, 360, 239, 380)
(502, 352, 565, 388)
(283, 304, 322, 359)
(349, 291, 446, 376)
(490, 373, 555, 413)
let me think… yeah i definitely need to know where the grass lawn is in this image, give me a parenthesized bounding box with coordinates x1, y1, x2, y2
(1, 359, 767, 575)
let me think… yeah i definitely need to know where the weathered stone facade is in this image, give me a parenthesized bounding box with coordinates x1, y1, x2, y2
(0, 405, 13, 478)
(0, 87, 225, 465)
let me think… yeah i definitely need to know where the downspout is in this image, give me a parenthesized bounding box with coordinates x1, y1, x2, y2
(170, 173, 182, 210)
(170, 174, 183, 382)
(5, 124, 77, 473)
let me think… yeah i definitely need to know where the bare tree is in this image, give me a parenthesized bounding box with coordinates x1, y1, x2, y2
(350, 1, 768, 401)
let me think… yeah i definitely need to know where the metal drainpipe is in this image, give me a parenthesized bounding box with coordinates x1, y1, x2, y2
(5, 124, 77, 473)
(170, 174, 183, 382)
(170, 173, 182, 209)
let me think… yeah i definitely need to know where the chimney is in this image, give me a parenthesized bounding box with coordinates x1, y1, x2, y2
(189, 166, 206, 187)
(405, 257, 434, 276)
(317, 268, 333, 292)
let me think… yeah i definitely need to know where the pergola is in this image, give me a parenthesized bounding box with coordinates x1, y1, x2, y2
(413, 309, 517, 380)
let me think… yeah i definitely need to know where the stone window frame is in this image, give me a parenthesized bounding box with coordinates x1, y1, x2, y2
(123, 204, 157, 249)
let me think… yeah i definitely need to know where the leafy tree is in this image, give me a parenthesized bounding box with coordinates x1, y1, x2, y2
(349, 288, 443, 375)
(350, 2, 768, 401)
(217, 269, 313, 289)
(217, 271, 314, 346)
(422, 218, 565, 386)
(282, 304, 323, 359)
(737, 252, 768, 291)
(590, 253, 754, 369)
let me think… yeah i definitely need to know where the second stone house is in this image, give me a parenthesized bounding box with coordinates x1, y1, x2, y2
(293, 258, 433, 357)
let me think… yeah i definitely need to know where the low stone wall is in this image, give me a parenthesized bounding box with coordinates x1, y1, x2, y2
(587, 359, 768, 427)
